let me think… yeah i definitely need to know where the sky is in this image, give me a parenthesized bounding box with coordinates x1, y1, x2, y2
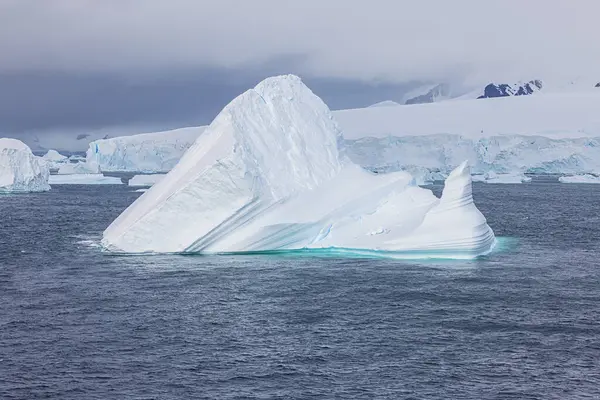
(1, 0, 600, 137)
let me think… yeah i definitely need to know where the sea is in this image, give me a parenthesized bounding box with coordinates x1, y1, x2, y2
(1, 180, 600, 399)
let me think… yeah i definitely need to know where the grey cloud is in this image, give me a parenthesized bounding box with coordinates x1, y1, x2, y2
(2, 0, 600, 85)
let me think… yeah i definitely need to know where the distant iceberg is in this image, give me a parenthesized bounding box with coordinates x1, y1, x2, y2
(129, 174, 166, 187)
(42, 149, 68, 163)
(49, 174, 123, 185)
(559, 174, 600, 184)
(86, 127, 205, 174)
(0, 138, 50, 193)
(102, 75, 495, 258)
(56, 161, 99, 175)
(481, 171, 532, 184)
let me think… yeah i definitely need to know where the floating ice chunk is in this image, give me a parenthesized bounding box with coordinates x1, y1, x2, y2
(102, 75, 495, 258)
(483, 171, 531, 184)
(559, 174, 600, 183)
(0, 138, 50, 193)
(128, 174, 166, 187)
(49, 174, 123, 185)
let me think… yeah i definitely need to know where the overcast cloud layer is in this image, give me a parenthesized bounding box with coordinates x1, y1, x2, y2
(2, 0, 599, 85)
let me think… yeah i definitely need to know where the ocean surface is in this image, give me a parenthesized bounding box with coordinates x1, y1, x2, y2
(1, 180, 600, 399)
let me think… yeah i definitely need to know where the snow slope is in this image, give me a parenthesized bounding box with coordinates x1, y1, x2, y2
(0, 138, 50, 193)
(368, 100, 401, 108)
(102, 75, 494, 258)
(86, 126, 205, 173)
(336, 91, 600, 140)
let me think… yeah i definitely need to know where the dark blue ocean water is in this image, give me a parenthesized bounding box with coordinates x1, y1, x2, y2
(1, 181, 600, 399)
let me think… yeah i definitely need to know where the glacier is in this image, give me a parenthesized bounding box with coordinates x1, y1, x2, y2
(0, 138, 50, 193)
(86, 89, 600, 180)
(102, 75, 495, 258)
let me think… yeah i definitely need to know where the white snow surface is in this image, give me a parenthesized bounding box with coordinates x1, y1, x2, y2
(559, 174, 600, 184)
(102, 75, 495, 258)
(336, 91, 600, 140)
(129, 174, 166, 187)
(0, 138, 50, 193)
(49, 174, 123, 185)
(86, 126, 205, 173)
(368, 100, 401, 108)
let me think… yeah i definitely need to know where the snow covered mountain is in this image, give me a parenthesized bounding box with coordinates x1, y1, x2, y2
(0, 138, 50, 193)
(404, 83, 453, 104)
(102, 75, 495, 258)
(477, 80, 543, 99)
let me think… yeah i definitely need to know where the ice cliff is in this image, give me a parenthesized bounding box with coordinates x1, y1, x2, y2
(0, 138, 50, 193)
(102, 75, 495, 258)
(89, 90, 600, 180)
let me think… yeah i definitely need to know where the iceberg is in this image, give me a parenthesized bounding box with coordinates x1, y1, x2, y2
(86, 127, 205, 173)
(102, 75, 495, 258)
(48, 174, 123, 185)
(478, 171, 531, 184)
(0, 138, 50, 193)
(128, 174, 166, 187)
(559, 174, 600, 184)
(56, 161, 98, 175)
(42, 149, 68, 163)
(42, 149, 69, 173)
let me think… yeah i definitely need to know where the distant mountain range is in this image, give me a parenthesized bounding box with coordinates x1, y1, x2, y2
(396, 78, 600, 105)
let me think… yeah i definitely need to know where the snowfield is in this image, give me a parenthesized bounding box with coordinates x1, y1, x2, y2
(102, 75, 495, 258)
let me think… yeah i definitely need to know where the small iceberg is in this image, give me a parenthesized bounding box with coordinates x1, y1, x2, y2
(1, 138, 50, 193)
(559, 174, 600, 184)
(129, 174, 166, 187)
(49, 174, 123, 185)
(481, 171, 531, 184)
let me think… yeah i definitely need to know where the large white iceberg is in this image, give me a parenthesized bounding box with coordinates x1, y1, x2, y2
(0, 138, 50, 193)
(102, 75, 495, 258)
